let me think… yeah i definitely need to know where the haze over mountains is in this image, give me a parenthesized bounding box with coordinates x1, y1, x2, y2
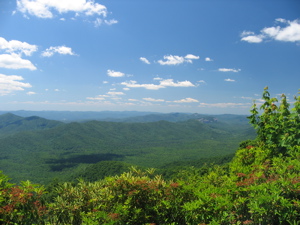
(0, 110, 249, 123)
(0, 111, 255, 184)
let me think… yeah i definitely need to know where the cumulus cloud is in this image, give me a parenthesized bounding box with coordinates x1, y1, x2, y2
(41, 46, 76, 57)
(140, 57, 150, 64)
(158, 55, 185, 65)
(17, 0, 107, 19)
(143, 97, 164, 102)
(160, 79, 195, 88)
(107, 70, 125, 77)
(0, 37, 38, 56)
(174, 98, 199, 103)
(121, 79, 195, 90)
(241, 18, 300, 43)
(205, 57, 213, 62)
(218, 68, 241, 73)
(241, 35, 263, 43)
(158, 54, 199, 65)
(0, 73, 32, 96)
(184, 54, 200, 60)
(0, 53, 36, 70)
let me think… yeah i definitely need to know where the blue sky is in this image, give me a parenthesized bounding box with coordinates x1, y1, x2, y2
(0, 0, 299, 114)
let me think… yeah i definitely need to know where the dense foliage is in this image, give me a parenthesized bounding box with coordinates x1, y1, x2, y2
(0, 88, 299, 224)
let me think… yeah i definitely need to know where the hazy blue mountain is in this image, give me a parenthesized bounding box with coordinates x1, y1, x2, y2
(0, 110, 161, 122)
(0, 110, 250, 123)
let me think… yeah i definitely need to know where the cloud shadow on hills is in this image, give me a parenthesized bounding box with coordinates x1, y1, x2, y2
(46, 153, 125, 171)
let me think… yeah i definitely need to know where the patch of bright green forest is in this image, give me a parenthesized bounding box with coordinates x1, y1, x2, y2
(0, 111, 254, 184)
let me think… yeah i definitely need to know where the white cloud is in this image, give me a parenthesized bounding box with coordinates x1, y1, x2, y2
(107, 91, 125, 96)
(158, 54, 199, 65)
(104, 19, 118, 25)
(121, 80, 163, 90)
(263, 19, 300, 42)
(218, 68, 241, 73)
(241, 35, 263, 43)
(241, 31, 255, 36)
(41, 46, 76, 57)
(143, 97, 164, 102)
(107, 69, 125, 77)
(205, 57, 213, 62)
(0, 53, 36, 70)
(158, 55, 186, 65)
(123, 87, 130, 91)
(86, 96, 105, 101)
(241, 18, 300, 43)
(87, 91, 125, 101)
(184, 54, 200, 60)
(140, 57, 150, 64)
(160, 79, 195, 88)
(0, 37, 38, 56)
(198, 102, 250, 108)
(197, 80, 206, 84)
(0, 73, 32, 96)
(121, 79, 195, 90)
(17, 0, 107, 19)
(26, 91, 36, 95)
(240, 96, 253, 100)
(54, 89, 59, 91)
(225, 78, 235, 82)
(174, 98, 199, 103)
(94, 18, 118, 27)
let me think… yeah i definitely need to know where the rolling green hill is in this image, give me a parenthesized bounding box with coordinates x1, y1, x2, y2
(0, 113, 63, 138)
(0, 113, 255, 184)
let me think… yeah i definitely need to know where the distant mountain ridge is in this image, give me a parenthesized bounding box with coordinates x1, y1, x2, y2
(0, 110, 250, 124)
(0, 113, 63, 138)
(0, 111, 160, 122)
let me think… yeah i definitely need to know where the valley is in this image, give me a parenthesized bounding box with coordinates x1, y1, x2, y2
(0, 111, 255, 184)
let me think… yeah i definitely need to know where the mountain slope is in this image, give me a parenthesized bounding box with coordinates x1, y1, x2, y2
(0, 113, 63, 138)
(0, 118, 255, 184)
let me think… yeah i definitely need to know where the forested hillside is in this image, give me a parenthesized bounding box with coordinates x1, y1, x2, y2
(0, 88, 299, 224)
(0, 114, 254, 184)
(0, 113, 63, 138)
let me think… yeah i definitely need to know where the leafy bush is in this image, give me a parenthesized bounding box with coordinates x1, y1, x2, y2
(0, 172, 46, 224)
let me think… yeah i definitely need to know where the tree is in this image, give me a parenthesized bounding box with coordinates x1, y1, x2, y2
(248, 86, 300, 156)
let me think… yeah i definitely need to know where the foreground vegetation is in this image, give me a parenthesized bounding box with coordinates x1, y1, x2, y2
(1, 87, 300, 224)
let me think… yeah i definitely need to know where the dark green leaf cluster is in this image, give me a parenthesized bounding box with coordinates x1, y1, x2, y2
(248, 87, 300, 155)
